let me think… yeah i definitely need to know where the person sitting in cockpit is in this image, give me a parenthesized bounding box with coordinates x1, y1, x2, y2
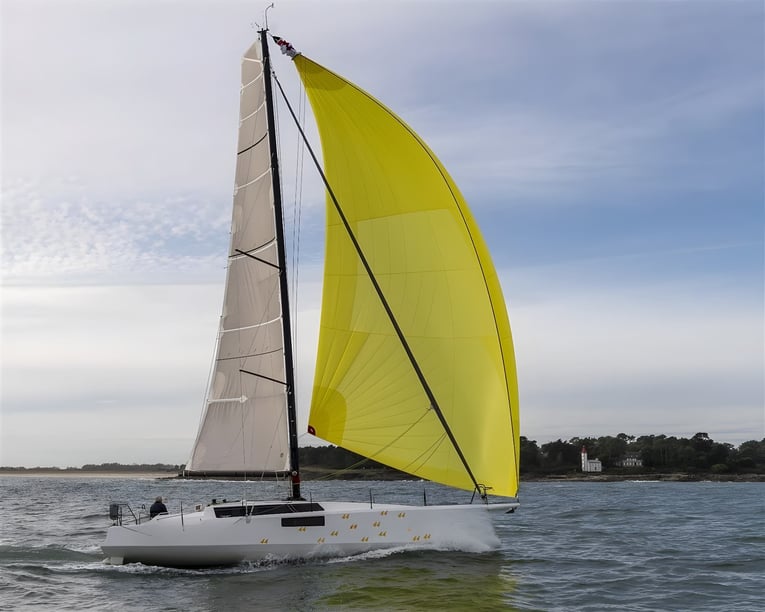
(149, 496, 168, 518)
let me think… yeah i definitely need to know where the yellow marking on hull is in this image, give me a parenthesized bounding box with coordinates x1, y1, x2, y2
(260, 538, 269, 544)
(317, 537, 325, 543)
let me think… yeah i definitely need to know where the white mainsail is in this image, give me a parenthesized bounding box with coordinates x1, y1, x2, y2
(186, 42, 290, 474)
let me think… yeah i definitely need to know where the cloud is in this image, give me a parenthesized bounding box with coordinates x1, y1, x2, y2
(1, 177, 230, 284)
(505, 265, 764, 444)
(1, 284, 217, 465)
(2, 259, 761, 467)
(1, 1, 762, 465)
(0, 279, 324, 466)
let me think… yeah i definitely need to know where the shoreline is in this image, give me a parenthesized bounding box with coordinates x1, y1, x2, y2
(1, 469, 762, 482)
(522, 473, 765, 483)
(0, 470, 175, 479)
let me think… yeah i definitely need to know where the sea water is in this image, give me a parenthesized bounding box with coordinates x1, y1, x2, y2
(0, 477, 762, 611)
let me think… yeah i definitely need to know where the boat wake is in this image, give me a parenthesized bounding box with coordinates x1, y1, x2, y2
(92, 516, 501, 575)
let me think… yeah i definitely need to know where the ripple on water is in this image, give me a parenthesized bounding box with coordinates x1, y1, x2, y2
(1, 478, 763, 611)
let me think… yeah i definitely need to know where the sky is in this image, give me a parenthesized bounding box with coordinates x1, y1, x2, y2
(1, 0, 763, 467)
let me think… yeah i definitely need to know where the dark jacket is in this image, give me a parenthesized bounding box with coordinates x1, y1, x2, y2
(149, 501, 168, 518)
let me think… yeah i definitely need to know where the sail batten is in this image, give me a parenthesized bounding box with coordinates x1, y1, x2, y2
(296, 55, 520, 497)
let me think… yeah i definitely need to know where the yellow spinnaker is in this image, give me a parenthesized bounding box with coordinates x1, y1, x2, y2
(296, 55, 519, 497)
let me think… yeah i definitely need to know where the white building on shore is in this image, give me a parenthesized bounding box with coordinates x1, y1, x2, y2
(616, 452, 643, 468)
(581, 446, 602, 473)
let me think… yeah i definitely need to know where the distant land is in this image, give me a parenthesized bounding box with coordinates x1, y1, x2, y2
(2, 433, 763, 482)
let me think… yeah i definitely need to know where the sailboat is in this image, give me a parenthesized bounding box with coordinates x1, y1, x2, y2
(102, 30, 520, 567)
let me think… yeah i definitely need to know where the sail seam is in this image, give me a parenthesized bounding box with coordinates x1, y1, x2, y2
(240, 100, 267, 123)
(220, 318, 281, 333)
(340, 409, 433, 471)
(234, 248, 281, 270)
(216, 348, 283, 362)
(241, 72, 264, 89)
(236, 168, 271, 191)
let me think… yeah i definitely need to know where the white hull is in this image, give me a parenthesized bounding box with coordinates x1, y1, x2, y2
(102, 500, 518, 567)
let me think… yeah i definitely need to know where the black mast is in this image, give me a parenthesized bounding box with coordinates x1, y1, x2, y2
(259, 30, 301, 500)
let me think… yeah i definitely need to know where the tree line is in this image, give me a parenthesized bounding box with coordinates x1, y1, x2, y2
(300, 434, 765, 476)
(0, 463, 183, 472)
(520, 433, 765, 475)
(301, 434, 765, 476)
(299, 446, 407, 476)
(3, 435, 762, 475)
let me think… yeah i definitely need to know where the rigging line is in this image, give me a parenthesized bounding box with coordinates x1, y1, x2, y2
(285, 80, 298, 367)
(230, 271, 283, 377)
(404, 432, 448, 474)
(272, 65, 299, 362)
(290, 81, 306, 357)
(260, 31, 301, 500)
(271, 68, 483, 495)
(236, 167, 271, 191)
(310, 408, 433, 483)
(261, 399, 291, 479)
(187, 312, 228, 472)
(234, 248, 280, 270)
(189, 236, 282, 470)
(273, 70, 301, 403)
(239, 369, 247, 468)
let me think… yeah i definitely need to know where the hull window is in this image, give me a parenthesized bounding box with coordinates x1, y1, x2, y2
(214, 503, 324, 518)
(281, 515, 326, 527)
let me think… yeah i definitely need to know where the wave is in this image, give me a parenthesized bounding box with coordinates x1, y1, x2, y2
(325, 545, 413, 564)
(0, 544, 99, 564)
